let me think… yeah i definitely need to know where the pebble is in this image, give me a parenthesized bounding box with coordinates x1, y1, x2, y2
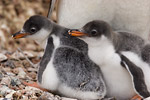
(17, 67, 26, 79)
(27, 67, 37, 72)
(6, 72, 15, 76)
(10, 77, 21, 86)
(11, 51, 34, 60)
(5, 91, 16, 99)
(23, 51, 34, 58)
(12, 68, 19, 75)
(26, 44, 37, 51)
(0, 85, 15, 96)
(1, 77, 11, 86)
(28, 72, 36, 79)
(0, 98, 11, 100)
(12, 91, 22, 99)
(2, 68, 11, 74)
(0, 53, 7, 62)
(38, 92, 77, 100)
(38, 92, 54, 100)
(3, 60, 15, 69)
(0, 71, 3, 79)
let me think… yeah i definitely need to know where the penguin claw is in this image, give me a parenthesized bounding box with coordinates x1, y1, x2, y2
(23, 81, 49, 92)
(131, 95, 142, 100)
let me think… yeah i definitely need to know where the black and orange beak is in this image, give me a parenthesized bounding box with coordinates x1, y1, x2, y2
(68, 29, 87, 37)
(12, 31, 30, 39)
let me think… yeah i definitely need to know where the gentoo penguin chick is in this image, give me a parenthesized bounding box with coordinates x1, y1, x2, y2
(69, 20, 150, 99)
(120, 54, 150, 99)
(12, 15, 106, 100)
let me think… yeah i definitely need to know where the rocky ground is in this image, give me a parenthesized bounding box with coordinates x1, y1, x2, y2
(0, 0, 116, 100)
(0, 0, 74, 99)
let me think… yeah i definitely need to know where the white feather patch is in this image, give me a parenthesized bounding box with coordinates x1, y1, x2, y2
(85, 36, 135, 99)
(58, 84, 105, 100)
(41, 58, 60, 91)
(26, 28, 51, 49)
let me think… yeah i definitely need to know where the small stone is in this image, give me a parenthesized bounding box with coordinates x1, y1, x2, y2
(26, 44, 36, 50)
(2, 68, 11, 74)
(24, 86, 42, 99)
(11, 51, 34, 60)
(28, 72, 36, 79)
(23, 51, 34, 58)
(1, 77, 11, 86)
(27, 67, 37, 72)
(12, 68, 19, 75)
(10, 77, 21, 86)
(18, 84, 25, 90)
(5, 91, 16, 99)
(0, 53, 7, 62)
(22, 95, 28, 100)
(3, 60, 15, 68)
(11, 51, 24, 60)
(0, 98, 11, 100)
(0, 71, 3, 79)
(38, 92, 55, 100)
(17, 68, 26, 79)
(0, 85, 15, 96)
(6, 72, 15, 76)
(12, 92, 22, 99)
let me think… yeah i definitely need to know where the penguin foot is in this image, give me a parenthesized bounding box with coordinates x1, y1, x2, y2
(23, 81, 49, 92)
(131, 95, 142, 100)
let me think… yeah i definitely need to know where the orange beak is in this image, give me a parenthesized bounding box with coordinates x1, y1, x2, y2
(68, 30, 87, 37)
(12, 31, 29, 39)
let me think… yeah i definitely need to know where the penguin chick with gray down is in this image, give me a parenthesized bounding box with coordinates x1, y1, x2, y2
(69, 20, 150, 100)
(12, 15, 106, 100)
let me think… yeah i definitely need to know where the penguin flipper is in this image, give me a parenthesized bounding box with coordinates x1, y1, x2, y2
(120, 54, 150, 99)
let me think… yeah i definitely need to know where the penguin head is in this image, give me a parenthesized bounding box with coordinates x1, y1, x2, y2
(12, 15, 53, 41)
(69, 20, 113, 45)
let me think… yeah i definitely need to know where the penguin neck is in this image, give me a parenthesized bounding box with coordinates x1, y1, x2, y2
(111, 32, 121, 51)
(35, 22, 68, 49)
(51, 22, 68, 37)
(87, 35, 116, 66)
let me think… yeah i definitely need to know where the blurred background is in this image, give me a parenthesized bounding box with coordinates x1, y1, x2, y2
(0, 0, 61, 99)
(0, 0, 55, 52)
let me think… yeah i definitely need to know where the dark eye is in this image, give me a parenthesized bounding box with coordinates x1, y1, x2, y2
(30, 27, 37, 33)
(91, 29, 97, 36)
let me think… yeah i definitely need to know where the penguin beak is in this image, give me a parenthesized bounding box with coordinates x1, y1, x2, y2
(12, 31, 30, 39)
(68, 29, 87, 37)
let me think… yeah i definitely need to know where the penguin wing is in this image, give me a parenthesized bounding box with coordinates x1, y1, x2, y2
(120, 54, 150, 98)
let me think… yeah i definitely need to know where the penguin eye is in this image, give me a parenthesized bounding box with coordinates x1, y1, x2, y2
(30, 27, 37, 33)
(91, 29, 97, 36)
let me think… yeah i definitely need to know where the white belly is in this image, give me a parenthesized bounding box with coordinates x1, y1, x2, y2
(87, 40, 136, 99)
(58, 84, 104, 100)
(40, 58, 59, 91)
(101, 54, 135, 99)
